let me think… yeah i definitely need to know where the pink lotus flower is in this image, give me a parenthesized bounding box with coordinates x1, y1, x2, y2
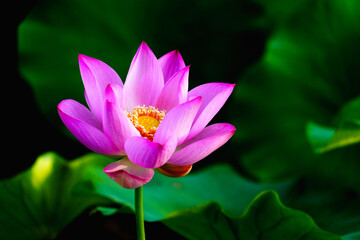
(58, 42, 235, 189)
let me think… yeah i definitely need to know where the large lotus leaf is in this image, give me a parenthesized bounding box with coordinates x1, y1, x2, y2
(233, 0, 360, 183)
(85, 160, 360, 236)
(84, 164, 292, 222)
(18, 0, 255, 131)
(0, 152, 112, 240)
(279, 180, 360, 236)
(162, 191, 341, 240)
(2, 152, 358, 239)
(236, 191, 341, 240)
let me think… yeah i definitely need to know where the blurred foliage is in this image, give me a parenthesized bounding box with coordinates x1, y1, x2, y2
(307, 96, 360, 153)
(0, 152, 112, 239)
(343, 231, 360, 240)
(232, 0, 360, 189)
(307, 121, 360, 154)
(306, 121, 336, 153)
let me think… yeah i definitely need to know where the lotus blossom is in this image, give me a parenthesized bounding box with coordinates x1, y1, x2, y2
(58, 42, 235, 189)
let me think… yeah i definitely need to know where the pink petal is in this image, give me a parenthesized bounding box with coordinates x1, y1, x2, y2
(58, 100, 121, 156)
(155, 66, 189, 111)
(78, 54, 123, 121)
(58, 99, 102, 130)
(84, 90, 93, 112)
(103, 100, 140, 153)
(123, 42, 164, 111)
(167, 123, 236, 166)
(158, 50, 186, 83)
(154, 97, 202, 146)
(186, 83, 235, 140)
(124, 136, 177, 169)
(104, 84, 124, 109)
(104, 157, 154, 189)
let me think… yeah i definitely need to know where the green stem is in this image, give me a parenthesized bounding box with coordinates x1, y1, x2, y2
(135, 186, 145, 240)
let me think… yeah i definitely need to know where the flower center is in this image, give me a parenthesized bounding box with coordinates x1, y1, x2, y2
(137, 116, 160, 132)
(127, 106, 165, 141)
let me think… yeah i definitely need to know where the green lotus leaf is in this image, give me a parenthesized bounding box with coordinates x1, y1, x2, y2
(84, 164, 291, 222)
(0, 152, 112, 240)
(162, 191, 341, 240)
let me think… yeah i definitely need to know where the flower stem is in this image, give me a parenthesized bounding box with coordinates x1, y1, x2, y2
(135, 186, 145, 240)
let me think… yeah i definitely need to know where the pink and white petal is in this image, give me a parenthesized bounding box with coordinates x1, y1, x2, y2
(58, 102, 121, 156)
(125, 136, 177, 169)
(155, 66, 189, 111)
(167, 123, 236, 166)
(158, 50, 186, 83)
(58, 99, 102, 130)
(79, 54, 123, 121)
(103, 100, 140, 152)
(123, 42, 164, 111)
(104, 157, 154, 189)
(104, 84, 124, 109)
(154, 97, 202, 146)
(186, 83, 235, 140)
